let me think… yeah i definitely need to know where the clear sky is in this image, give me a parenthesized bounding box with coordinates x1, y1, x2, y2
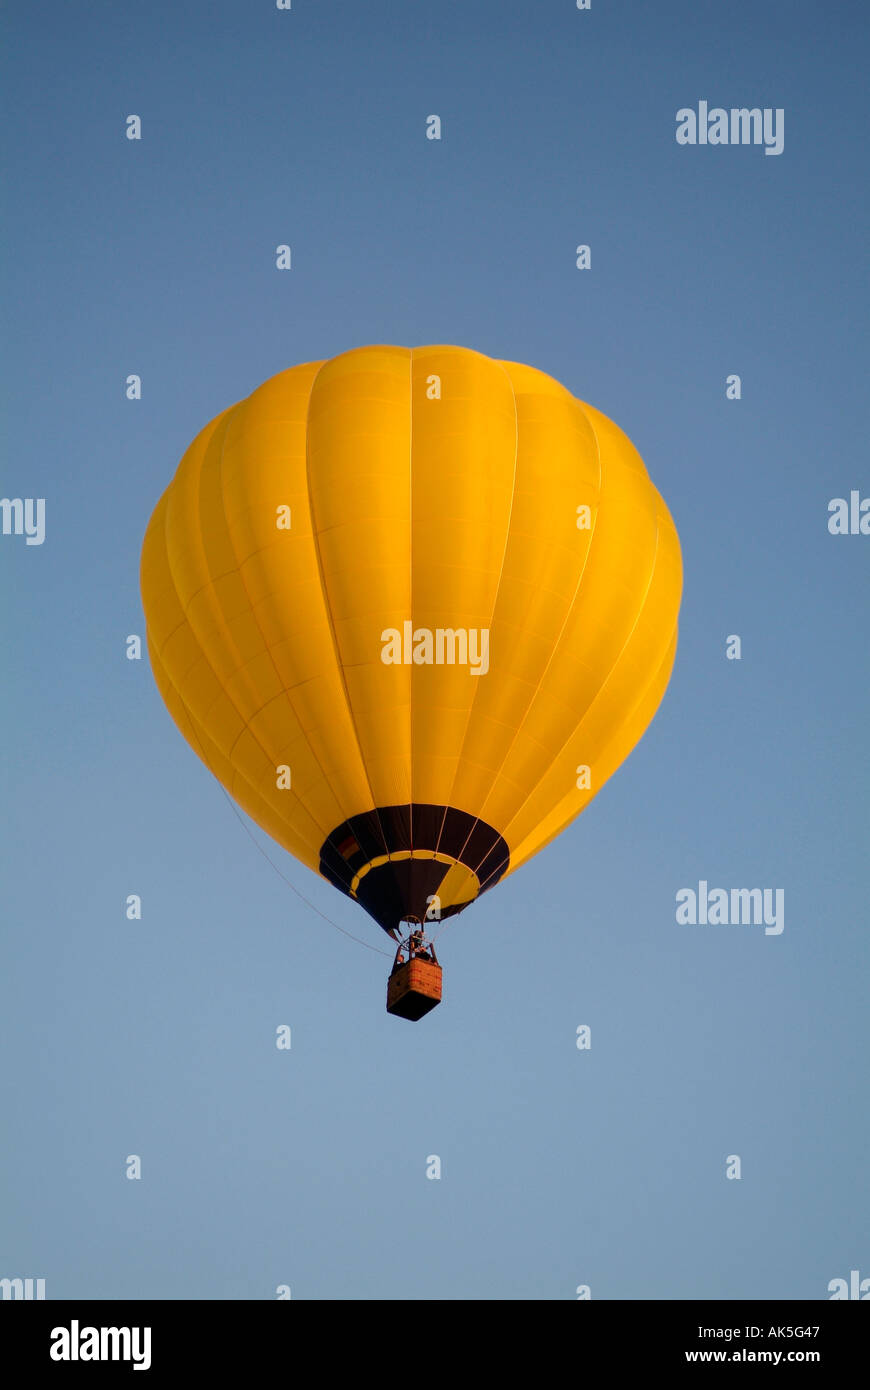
(2, 0, 867, 1300)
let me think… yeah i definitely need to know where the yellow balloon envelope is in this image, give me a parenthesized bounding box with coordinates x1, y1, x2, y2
(140, 345, 681, 937)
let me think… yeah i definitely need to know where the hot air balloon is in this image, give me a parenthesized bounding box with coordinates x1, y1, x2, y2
(140, 345, 681, 1019)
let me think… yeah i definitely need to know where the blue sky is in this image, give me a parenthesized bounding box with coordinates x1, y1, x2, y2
(1, 0, 867, 1299)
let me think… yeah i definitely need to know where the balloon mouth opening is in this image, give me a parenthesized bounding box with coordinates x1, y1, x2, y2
(317, 803, 509, 935)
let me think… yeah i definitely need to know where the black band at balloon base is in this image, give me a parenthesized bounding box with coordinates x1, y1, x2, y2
(318, 803, 509, 934)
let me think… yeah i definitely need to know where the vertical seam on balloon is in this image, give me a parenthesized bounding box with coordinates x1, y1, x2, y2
(149, 635, 328, 865)
(156, 408, 329, 864)
(146, 637, 392, 956)
(434, 355, 520, 870)
(476, 450, 665, 889)
(210, 407, 333, 836)
(214, 381, 355, 847)
(494, 623, 678, 883)
(409, 349, 447, 868)
(464, 390, 605, 881)
(304, 355, 391, 862)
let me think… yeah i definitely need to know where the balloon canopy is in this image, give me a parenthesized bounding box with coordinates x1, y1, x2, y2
(140, 345, 682, 937)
